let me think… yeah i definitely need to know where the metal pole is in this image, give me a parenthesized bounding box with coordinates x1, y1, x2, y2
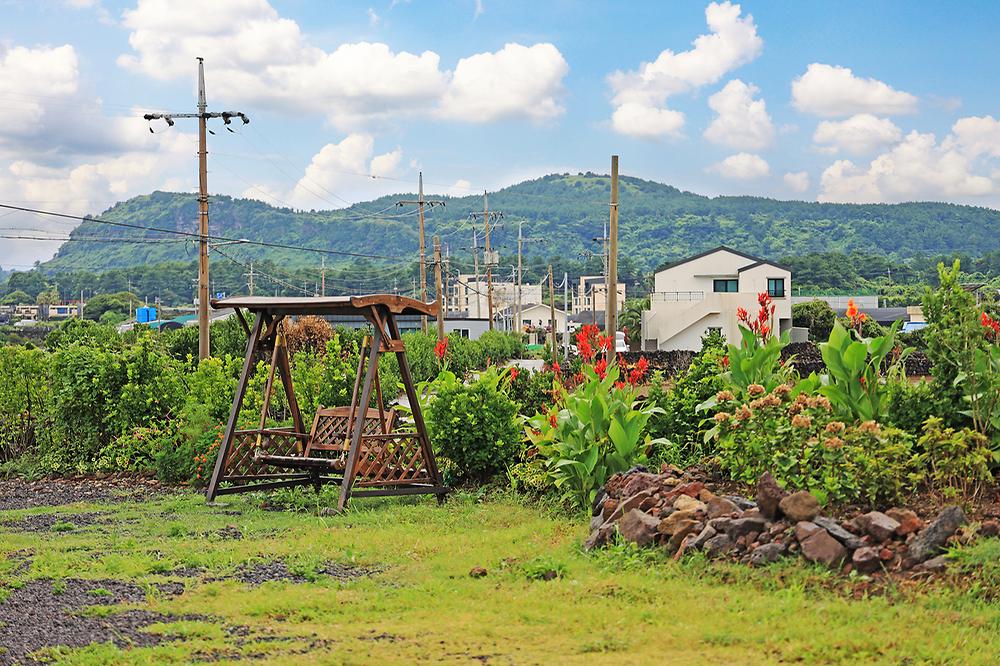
(197, 58, 210, 360)
(564, 271, 569, 359)
(606, 155, 619, 365)
(434, 235, 445, 340)
(419, 173, 427, 331)
(516, 220, 522, 341)
(472, 228, 481, 319)
(483, 191, 494, 330)
(548, 264, 557, 365)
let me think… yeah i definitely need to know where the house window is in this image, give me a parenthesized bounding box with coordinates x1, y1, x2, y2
(767, 278, 785, 297)
(713, 279, 738, 293)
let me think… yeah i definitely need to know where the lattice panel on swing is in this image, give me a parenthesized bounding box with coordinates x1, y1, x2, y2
(310, 407, 392, 452)
(354, 434, 433, 487)
(224, 429, 302, 479)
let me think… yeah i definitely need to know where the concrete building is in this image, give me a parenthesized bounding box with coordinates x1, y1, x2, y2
(449, 274, 542, 321)
(641, 247, 792, 351)
(571, 276, 625, 315)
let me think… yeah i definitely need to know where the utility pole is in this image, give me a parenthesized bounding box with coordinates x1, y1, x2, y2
(471, 227, 482, 318)
(398, 173, 445, 329)
(433, 235, 445, 340)
(564, 271, 569, 359)
(443, 244, 451, 315)
(320, 256, 326, 296)
(470, 191, 502, 330)
(606, 155, 619, 365)
(244, 262, 255, 296)
(143, 58, 249, 360)
(548, 265, 557, 364)
(516, 220, 543, 341)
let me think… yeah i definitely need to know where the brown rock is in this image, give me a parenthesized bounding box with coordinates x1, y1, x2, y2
(469, 566, 488, 578)
(879, 547, 893, 561)
(673, 494, 707, 513)
(852, 546, 881, 574)
(979, 519, 1000, 538)
(622, 472, 661, 498)
(856, 511, 901, 542)
(601, 498, 618, 519)
(800, 530, 848, 568)
(666, 520, 704, 555)
(749, 542, 786, 566)
(619, 509, 660, 547)
(726, 516, 769, 540)
(756, 472, 786, 520)
(794, 521, 821, 542)
(886, 508, 923, 536)
(778, 490, 821, 523)
(703, 534, 735, 558)
(604, 489, 654, 524)
(658, 510, 700, 535)
(638, 496, 659, 512)
(706, 496, 740, 519)
(669, 481, 705, 499)
(583, 523, 615, 551)
(698, 488, 717, 502)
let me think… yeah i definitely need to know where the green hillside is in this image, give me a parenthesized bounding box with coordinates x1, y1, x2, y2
(40, 172, 1000, 275)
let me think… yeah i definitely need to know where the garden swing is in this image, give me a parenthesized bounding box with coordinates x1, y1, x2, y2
(203, 295, 448, 510)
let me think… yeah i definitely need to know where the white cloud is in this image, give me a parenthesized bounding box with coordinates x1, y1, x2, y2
(783, 171, 809, 193)
(703, 79, 773, 150)
(474, 0, 484, 19)
(708, 152, 769, 179)
(118, 0, 567, 128)
(608, 1, 762, 138)
(813, 113, 902, 155)
(818, 128, 995, 203)
(946, 115, 1000, 159)
(367, 8, 380, 26)
(289, 133, 403, 208)
(0, 45, 78, 138)
(792, 63, 917, 117)
(439, 43, 568, 123)
(610, 102, 685, 139)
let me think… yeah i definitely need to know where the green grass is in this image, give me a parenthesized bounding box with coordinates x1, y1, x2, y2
(3, 489, 1000, 664)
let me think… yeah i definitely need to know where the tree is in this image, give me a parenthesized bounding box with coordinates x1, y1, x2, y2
(83, 292, 139, 322)
(0, 290, 32, 305)
(36, 288, 61, 305)
(619, 297, 649, 348)
(792, 300, 836, 341)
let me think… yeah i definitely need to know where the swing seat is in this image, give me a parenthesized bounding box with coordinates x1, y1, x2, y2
(254, 406, 397, 471)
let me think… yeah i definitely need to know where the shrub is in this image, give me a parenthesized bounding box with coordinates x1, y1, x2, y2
(45, 319, 120, 350)
(720, 294, 793, 397)
(916, 417, 996, 501)
(425, 368, 521, 484)
(478, 330, 523, 365)
(284, 315, 333, 356)
(0, 346, 51, 463)
(95, 424, 173, 474)
(508, 367, 556, 418)
(713, 388, 917, 505)
(885, 379, 940, 435)
(155, 418, 222, 485)
(792, 300, 836, 341)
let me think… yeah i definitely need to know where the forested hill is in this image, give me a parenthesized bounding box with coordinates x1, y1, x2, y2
(40, 173, 1000, 274)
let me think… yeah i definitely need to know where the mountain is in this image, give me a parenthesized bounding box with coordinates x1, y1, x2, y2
(40, 173, 1000, 276)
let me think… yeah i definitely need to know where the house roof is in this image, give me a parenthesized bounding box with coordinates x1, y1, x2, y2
(833, 306, 910, 324)
(653, 245, 792, 275)
(569, 310, 605, 327)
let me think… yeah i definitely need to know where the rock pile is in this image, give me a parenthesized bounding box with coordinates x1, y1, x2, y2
(585, 466, 988, 575)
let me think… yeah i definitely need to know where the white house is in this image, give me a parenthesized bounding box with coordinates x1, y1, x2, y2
(510, 302, 568, 346)
(641, 246, 792, 351)
(570, 276, 626, 314)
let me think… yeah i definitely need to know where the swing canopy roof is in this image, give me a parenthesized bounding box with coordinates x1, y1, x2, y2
(211, 294, 437, 317)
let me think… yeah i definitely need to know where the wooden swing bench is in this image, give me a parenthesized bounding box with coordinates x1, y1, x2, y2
(203, 294, 448, 510)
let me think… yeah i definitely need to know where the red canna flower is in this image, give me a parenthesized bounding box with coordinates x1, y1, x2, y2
(509, 367, 519, 381)
(598, 334, 612, 352)
(737, 307, 749, 323)
(434, 337, 449, 361)
(615, 381, 627, 390)
(721, 355, 730, 369)
(548, 411, 558, 428)
(594, 358, 608, 380)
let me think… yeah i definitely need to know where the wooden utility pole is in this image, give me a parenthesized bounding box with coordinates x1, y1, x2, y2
(606, 155, 619, 364)
(548, 264, 557, 364)
(470, 191, 502, 330)
(433, 236, 445, 340)
(142, 58, 249, 360)
(320, 256, 326, 296)
(397, 173, 445, 327)
(443, 244, 451, 314)
(244, 262, 255, 296)
(516, 219, 543, 341)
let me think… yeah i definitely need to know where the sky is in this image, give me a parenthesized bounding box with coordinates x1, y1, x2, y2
(2, 0, 1000, 268)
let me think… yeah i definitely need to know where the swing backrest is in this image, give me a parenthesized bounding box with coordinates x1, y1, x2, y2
(304, 406, 397, 455)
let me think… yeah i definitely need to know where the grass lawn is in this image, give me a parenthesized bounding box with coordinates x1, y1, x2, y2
(3, 487, 1000, 664)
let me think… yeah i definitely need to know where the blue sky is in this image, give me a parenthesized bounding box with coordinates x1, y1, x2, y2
(2, 0, 1000, 267)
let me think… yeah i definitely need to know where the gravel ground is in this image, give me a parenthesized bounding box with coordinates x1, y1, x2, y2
(0, 511, 111, 533)
(0, 478, 174, 511)
(218, 561, 379, 586)
(0, 579, 185, 665)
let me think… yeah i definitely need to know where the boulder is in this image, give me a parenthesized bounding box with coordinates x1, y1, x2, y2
(706, 496, 740, 519)
(661, 518, 700, 543)
(913, 555, 949, 573)
(813, 516, 864, 550)
(589, 513, 605, 531)
(856, 511, 901, 542)
(666, 520, 704, 555)
(980, 520, 1000, 538)
(673, 494, 707, 513)
(469, 566, 488, 578)
(622, 472, 661, 499)
(749, 542, 786, 567)
(851, 546, 881, 574)
(703, 534, 735, 558)
(778, 491, 821, 523)
(724, 495, 757, 511)
(756, 472, 786, 520)
(800, 530, 847, 568)
(726, 516, 769, 540)
(658, 509, 701, 535)
(885, 508, 923, 536)
(591, 488, 607, 516)
(907, 506, 967, 564)
(583, 523, 615, 551)
(604, 489, 654, 524)
(687, 524, 718, 550)
(619, 509, 660, 547)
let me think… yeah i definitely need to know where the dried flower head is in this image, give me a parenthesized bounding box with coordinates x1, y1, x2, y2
(714, 411, 731, 424)
(716, 390, 735, 402)
(825, 421, 846, 434)
(773, 384, 792, 396)
(791, 414, 812, 429)
(823, 436, 844, 449)
(736, 405, 753, 421)
(748, 384, 766, 396)
(858, 420, 881, 434)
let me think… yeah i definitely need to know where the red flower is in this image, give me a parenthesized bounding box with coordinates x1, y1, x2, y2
(982, 312, 1000, 340)
(594, 358, 608, 380)
(721, 355, 730, 369)
(509, 367, 519, 381)
(551, 361, 561, 375)
(578, 339, 594, 362)
(548, 412, 558, 428)
(758, 292, 770, 307)
(598, 334, 612, 352)
(434, 337, 449, 361)
(737, 307, 749, 323)
(615, 381, 627, 390)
